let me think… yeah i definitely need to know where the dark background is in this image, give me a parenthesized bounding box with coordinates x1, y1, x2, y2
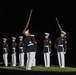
(0, 0, 76, 67)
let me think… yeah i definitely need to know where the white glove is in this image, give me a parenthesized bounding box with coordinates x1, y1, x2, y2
(49, 52, 51, 53)
(29, 41, 32, 44)
(6, 53, 8, 55)
(64, 52, 66, 54)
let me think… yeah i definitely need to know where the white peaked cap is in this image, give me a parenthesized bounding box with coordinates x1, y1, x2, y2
(30, 34, 35, 37)
(3, 38, 7, 40)
(12, 37, 16, 40)
(45, 33, 50, 36)
(25, 30, 29, 35)
(61, 31, 66, 35)
(19, 36, 23, 39)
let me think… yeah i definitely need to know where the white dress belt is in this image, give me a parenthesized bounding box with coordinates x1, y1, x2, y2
(27, 43, 34, 46)
(12, 48, 16, 50)
(58, 45, 63, 47)
(44, 45, 49, 47)
(44, 45, 51, 53)
(3, 48, 6, 50)
(19, 47, 23, 49)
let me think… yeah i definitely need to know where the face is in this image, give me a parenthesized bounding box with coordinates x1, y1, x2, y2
(60, 34, 65, 37)
(3, 40, 6, 43)
(19, 38, 23, 41)
(45, 35, 49, 39)
(12, 40, 15, 42)
(25, 33, 30, 36)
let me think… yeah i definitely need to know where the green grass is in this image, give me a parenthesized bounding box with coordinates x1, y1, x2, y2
(32, 66, 76, 72)
(0, 63, 76, 72)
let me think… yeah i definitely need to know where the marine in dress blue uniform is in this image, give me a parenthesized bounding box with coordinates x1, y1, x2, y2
(11, 37, 17, 66)
(55, 31, 67, 68)
(43, 33, 52, 67)
(3, 38, 8, 66)
(19, 36, 25, 66)
(24, 30, 36, 70)
(30, 34, 37, 67)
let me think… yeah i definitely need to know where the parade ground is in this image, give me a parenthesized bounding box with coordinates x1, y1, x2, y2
(0, 62, 76, 75)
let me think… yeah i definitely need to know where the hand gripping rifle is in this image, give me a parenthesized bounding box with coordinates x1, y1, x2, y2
(22, 9, 33, 34)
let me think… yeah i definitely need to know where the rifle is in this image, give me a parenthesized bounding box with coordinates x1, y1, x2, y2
(22, 9, 33, 34)
(55, 17, 67, 38)
(55, 17, 62, 32)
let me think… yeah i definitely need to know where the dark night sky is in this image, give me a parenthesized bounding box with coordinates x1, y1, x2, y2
(0, 0, 76, 67)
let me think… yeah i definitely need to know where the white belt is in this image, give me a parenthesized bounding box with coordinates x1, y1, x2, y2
(3, 48, 6, 50)
(44, 45, 50, 53)
(44, 45, 49, 47)
(27, 43, 34, 46)
(58, 45, 63, 47)
(12, 48, 15, 50)
(12, 48, 16, 53)
(19, 47, 23, 49)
